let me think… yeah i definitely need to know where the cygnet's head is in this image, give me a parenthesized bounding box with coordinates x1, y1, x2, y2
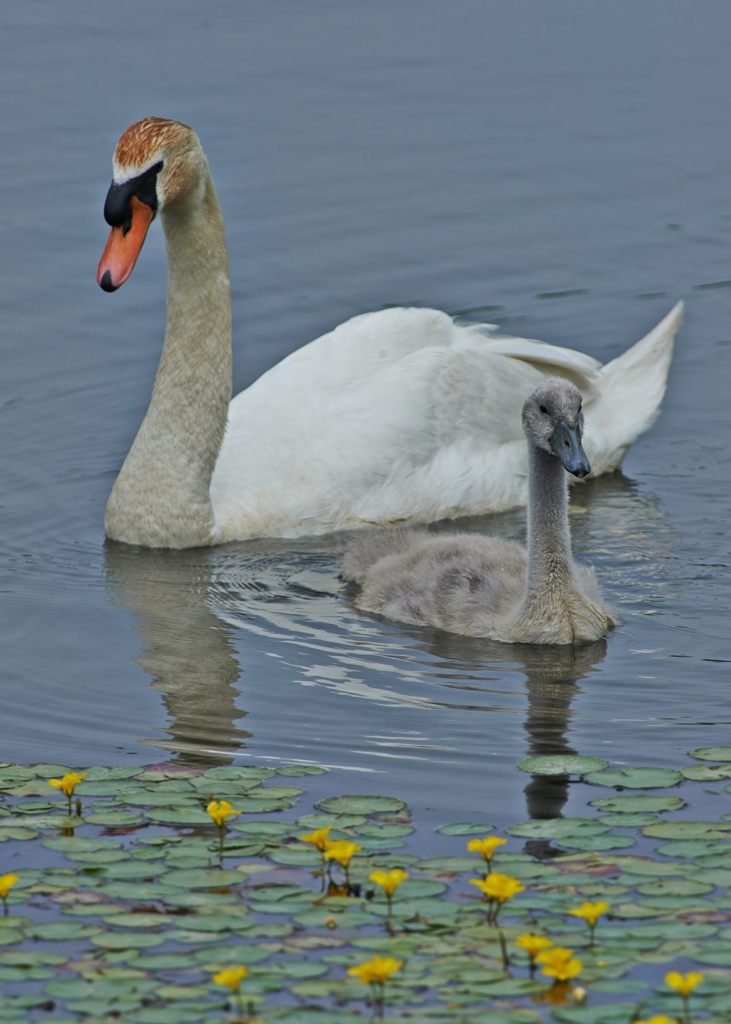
(97, 117, 206, 292)
(522, 378, 591, 478)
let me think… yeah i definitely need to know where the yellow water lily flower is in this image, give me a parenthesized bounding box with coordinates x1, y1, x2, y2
(515, 933, 553, 959)
(568, 900, 610, 927)
(348, 955, 403, 985)
(538, 946, 583, 982)
(49, 772, 86, 798)
(467, 835, 506, 864)
(470, 872, 524, 923)
(0, 874, 19, 899)
(212, 965, 248, 991)
(206, 800, 241, 828)
(469, 873, 524, 903)
(298, 827, 332, 852)
(634, 1017, 678, 1024)
(323, 840, 361, 868)
(369, 868, 410, 896)
(665, 970, 704, 996)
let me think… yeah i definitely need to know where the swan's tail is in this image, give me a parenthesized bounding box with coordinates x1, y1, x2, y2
(342, 528, 426, 583)
(588, 301, 684, 473)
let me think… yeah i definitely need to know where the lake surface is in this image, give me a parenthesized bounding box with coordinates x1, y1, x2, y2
(2, 0, 730, 831)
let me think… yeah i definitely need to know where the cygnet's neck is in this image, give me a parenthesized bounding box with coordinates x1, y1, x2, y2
(105, 169, 232, 548)
(525, 442, 573, 598)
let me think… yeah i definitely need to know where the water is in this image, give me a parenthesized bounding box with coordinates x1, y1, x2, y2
(2, 1, 730, 830)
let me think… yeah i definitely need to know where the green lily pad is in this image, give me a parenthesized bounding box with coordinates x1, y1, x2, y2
(91, 931, 165, 949)
(315, 795, 406, 816)
(436, 822, 497, 836)
(508, 819, 608, 839)
(689, 746, 731, 762)
(642, 820, 731, 840)
(584, 767, 682, 789)
(681, 763, 731, 781)
(163, 869, 245, 889)
(517, 755, 608, 776)
(590, 794, 685, 813)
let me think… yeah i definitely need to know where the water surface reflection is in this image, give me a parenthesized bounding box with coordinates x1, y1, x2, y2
(105, 537, 607, 827)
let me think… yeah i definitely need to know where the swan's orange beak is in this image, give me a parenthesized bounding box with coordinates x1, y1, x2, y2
(97, 196, 154, 292)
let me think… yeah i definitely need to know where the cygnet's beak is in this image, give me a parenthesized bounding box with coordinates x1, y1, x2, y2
(551, 421, 591, 478)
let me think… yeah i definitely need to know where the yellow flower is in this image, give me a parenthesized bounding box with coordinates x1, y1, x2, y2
(515, 933, 553, 959)
(0, 874, 19, 899)
(665, 970, 704, 997)
(467, 835, 507, 862)
(469, 873, 524, 903)
(537, 946, 583, 982)
(634, 1017, 678, 1024)
(369, 868, 409, 896)
(298, 827, 332, 852)
(348, 956, 403, 985)
(206, 800, 241, 828)
(212, 965, 248, 991)
(49, 772, 86, 798)
(323, 840, 361, 868)
(568, 900, 610, 927)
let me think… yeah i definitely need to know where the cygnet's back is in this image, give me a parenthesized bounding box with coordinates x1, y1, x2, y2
(342, 379, 616, 645)
(343, 530, 526, 636)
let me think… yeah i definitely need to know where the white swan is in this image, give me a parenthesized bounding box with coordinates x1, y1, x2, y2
(97, 117, 683, 549)
(343, 379, 616, 644)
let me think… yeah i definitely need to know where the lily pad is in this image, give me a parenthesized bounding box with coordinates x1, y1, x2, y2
(589, 794, 685, 813)
(315, 795, 406, 816)
(584, 766, 682, 789)
(517, 755, 608, 776)
(689, 746, 731, 762)
(436, 822, 497, 836)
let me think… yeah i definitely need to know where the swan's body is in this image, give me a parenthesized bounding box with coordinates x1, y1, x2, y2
(344, 380, 616, 644)
(98, 118, 683, 549)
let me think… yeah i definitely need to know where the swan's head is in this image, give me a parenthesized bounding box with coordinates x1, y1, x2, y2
(522, 378, 590, 478)
(97, 117, 206, 292)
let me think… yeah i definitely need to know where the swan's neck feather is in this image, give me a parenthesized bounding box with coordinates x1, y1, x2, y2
(105, 171, 232, 548)
(524, 444, 573, 599)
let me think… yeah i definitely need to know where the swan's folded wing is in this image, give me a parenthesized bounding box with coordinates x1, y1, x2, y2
(469, 329, 602, 398)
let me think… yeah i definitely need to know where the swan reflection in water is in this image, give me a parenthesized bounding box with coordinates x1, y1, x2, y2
(103, 472, 671, 825)
(104, 544, 250, 764)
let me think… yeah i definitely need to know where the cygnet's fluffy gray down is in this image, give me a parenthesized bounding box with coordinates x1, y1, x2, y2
(343, 528, 613, 644)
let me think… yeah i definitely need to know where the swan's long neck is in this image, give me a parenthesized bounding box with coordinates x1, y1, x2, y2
(105, 169, 232, 548)
(524, 444, 573, 601)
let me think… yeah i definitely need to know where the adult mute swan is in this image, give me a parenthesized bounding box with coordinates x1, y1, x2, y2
(97, 117, 683, 549)
(343, 379, 616, 644)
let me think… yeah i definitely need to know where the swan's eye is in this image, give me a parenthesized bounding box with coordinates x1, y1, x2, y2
(539, 404, 549, 415)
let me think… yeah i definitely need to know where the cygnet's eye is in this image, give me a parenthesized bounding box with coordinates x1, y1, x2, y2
(539, 404, 549, 415)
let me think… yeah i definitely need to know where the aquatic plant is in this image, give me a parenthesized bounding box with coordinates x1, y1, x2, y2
(568, 898, 610, 946)
(665, 970, 704, 1022)
(348, 955, 402, 1016)
(0, 751, 727, 1021)
(469, 872, 524, 923)
(369, 867, 409, 931)
(323, 838, 362, 887)
(466, 834, 507, 874)
(206, 798, 241, 858)
(515, 933, 553, 976)
(212, 964, 249, 1018)
(48, 771, 85, 815)
(0, 872, 19, 916)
